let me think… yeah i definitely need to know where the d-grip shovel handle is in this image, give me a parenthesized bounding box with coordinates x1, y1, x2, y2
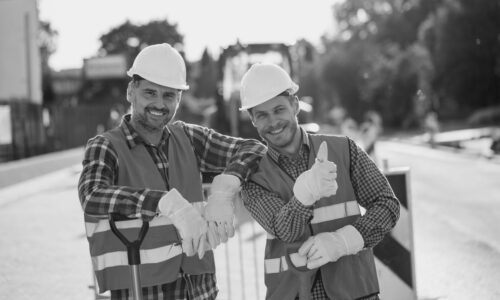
(109, 213, 149, 266)
(284, 242, 316, 300)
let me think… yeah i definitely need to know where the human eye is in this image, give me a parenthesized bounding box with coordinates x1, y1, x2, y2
(275, 107, 285, 114)
(255, 112, 266, 120)
(143, 90, 156, 98)
(163, 92, 177, 101)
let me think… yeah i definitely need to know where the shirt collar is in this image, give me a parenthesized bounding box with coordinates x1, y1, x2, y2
(267, 127, 310, 162)
(119, 114, 170, 149)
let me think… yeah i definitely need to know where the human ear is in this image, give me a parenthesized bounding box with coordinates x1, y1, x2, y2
(292, 96, 300, 116)
(126, 83, 133, 103)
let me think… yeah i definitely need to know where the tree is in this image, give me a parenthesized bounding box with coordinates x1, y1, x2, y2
(192, 48, 218, 99)
(315, 0, 440, 127)
(420, 0, 500, 118)
(98, 19, 184, 66)
(39, 20, 58, 106)
(333, 0, 442, 48)
(292, 39, 322, 117)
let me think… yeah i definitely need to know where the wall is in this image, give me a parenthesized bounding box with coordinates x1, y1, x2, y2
(0, 0, 42, 103)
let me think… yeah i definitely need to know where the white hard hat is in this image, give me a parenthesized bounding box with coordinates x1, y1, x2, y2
(127, 43, 189, 90)
(239, 63, 299, 110)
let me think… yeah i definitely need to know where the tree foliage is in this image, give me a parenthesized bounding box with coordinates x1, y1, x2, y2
(420, 0, 500, 117)
(317, 0, 437, 126)
(39, 20, 58, 105)
(192, 48, 218, 98)
(314, 0, 500, 127)
(98, 19, 184, 66)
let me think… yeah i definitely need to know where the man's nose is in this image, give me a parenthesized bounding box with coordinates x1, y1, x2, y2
(268, 114, 281, 127)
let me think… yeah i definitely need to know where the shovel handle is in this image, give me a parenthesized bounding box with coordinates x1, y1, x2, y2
(108, 213, 149, 266)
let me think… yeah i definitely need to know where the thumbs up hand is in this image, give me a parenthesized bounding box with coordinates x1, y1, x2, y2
(312, 141, 337, 176)
(293, 142, 338, 206)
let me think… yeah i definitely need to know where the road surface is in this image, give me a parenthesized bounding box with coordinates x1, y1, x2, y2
(1, 141, 499, 299)
(376, 141, 500, 300)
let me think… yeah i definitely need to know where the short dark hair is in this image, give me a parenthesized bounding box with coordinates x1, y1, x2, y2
(131, 74, 144, 85)
(277, 90, 292, 97)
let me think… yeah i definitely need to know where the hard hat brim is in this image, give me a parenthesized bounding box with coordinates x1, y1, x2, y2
(127, 70, 189, 90)
(239, 83, 298, 111)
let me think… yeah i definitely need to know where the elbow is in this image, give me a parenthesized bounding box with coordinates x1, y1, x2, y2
(393, 197, 401, 223)
(78, 186, 99, 216)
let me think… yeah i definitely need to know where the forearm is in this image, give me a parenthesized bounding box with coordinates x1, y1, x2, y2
(273, 197, 314, 242)
(242, 182, 313, 243)
(182, 122, 266, 181)
(352, 193, 400, 247)
(78, 177, 164, 219)
(78, 136, 165, 219)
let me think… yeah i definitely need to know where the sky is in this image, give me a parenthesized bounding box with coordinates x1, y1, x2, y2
(38, 0, 339, 71)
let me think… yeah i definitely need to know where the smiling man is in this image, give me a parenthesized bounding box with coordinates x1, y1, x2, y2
(78, 43, 266, 300)
(239, 63, 400, 300)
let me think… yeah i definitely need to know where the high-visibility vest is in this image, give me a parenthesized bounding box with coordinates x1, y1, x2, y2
(249, 134, 379, 300)
(84, 124, 215, 293)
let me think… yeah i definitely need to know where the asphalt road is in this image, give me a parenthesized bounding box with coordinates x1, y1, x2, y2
(1, 140, 499, 300)
(375, 141, 500, 300)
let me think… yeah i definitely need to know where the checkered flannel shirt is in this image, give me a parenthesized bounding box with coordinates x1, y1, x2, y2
(78, 114, 265, 299)
(242, 129, 399, 300)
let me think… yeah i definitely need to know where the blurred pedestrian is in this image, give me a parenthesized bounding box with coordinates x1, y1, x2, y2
(359, 110, 383, 159)
(78, 43, 265, 300)
(424, 111, 440, 148)
(490, 128, 500, 155)
(239, 63, 400, 300)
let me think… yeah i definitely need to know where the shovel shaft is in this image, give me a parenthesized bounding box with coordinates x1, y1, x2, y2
(130, 265, 143, 300)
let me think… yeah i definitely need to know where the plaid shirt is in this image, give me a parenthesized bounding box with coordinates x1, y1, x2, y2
(78, 115, 265, 300)
(242, 129, 399, 300)
(79, 114, 265, 219)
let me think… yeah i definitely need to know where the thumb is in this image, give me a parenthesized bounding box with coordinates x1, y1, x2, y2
(315, 141, 328, 163)
(198, 234, 207, 259)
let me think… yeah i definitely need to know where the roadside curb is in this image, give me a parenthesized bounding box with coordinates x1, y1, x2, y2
(0, 147, 84, 188)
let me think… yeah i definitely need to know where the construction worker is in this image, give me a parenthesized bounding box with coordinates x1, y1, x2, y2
(78, 43, 265, 300)
(239, 63, 400, 300)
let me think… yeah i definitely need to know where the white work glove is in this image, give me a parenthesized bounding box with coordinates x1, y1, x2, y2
(298, 225, 364, 269)
(158, 188, 207, 257)
(204, 174, 241, 248)
(293, 141, 338, 206)
(196, 231, 212, 260)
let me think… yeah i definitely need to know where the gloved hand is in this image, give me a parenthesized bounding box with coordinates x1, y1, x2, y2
(204, 174, 241, 248)
(298, 225, 364, 269)
(196, 231, 212, 259)
(158, 188, 207, 257)
(293, 141, 338, 206)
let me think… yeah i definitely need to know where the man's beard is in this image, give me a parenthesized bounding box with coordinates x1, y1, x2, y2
(262, 120, 298, 149)
(132, 110, 170, 133)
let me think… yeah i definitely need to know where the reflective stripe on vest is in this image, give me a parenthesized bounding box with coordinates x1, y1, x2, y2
(92, 244, 183, 271)
(310, 200, 361, 224)
(264, 254, 308, 274)
(85, 215, 173, 238)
